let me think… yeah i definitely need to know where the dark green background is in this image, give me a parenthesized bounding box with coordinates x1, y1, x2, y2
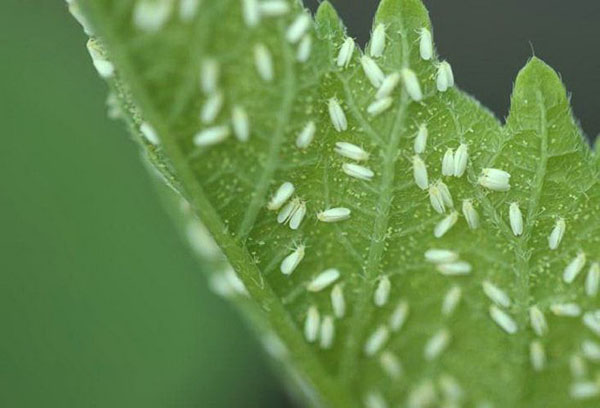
(1, 1, 598, 407)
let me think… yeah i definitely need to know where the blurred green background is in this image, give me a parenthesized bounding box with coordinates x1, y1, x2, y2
(0, 1, 288, 407)
(2, 1, 598, 407)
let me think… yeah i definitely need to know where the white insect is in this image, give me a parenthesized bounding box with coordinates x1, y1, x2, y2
(570, 354, 587, 378)
(296, 121, 316, 149)
(193, 125, 230, 146)
(133, 0, 172, 32)
(389, 301, 409, 331)
(530, 341, 545, 371)
(374, 276, 391, 307)
(489, 305, 517, 334)
(361, 56, 385, 88)
(379, 351, 403, 379)
(342, 163, 374, 181)
(582, 310, 600, 336)
(186, 219, 220, 258)
(336, 38, 355, 68)
(581, 340, 600, 361)
(434, 211, 459, 238)
(364, 325, 390, 356)
(297, 35, 312, 62)
(442, 149, 455, 176)
(453, 143, 468, 177)
(277, 198, 304, 227)
(280, 244, 305, 275)
(442, 286, 462, 316)
(319, 316, 335, 349)
(254, 43, 274, 82)
(439, 374, 463, 402)
(437, 181, 454, 208)
(529, 306, 548, 336)
(548, 217, 566, 250)
(586, 263, 600, 297)
(414, 124, 428, 154)
(258, 0, 290, 17)
(286, 14, 311, 44)
(550, 303, 581, 317)
(201, 91, 224, 124)
(267, 182, 295, 211)
(261, 333, 287, 359)
(437, 261, 472, 276)
(317, 207, 351, 223)
(401, 68, 423, 102)
(68, 1, 94, 35)
(462, 199, 480, 229)
(288, 200, 306, 230)
(331, 284, 346, 318)
(200, 58, 219, 95)
(412, 155, 429, 190)
(140, 122, 160, 145)
(86, 40, 114, 78)
(419, 27, 433, 60)
(570, 382, 600, 400)
(328, 98, 348, 132)
(364, 392, 388, 408)
(482, 281, 511, 308)
(308, 268, 340, 292)
(478, 168, 511, 192)
(424, 329, 450, 360)
(376, 73, 401, 100)
(232, 105, 250, 142)
(304, 306, 320, 343)
(241, 0, 260, 27)
(436, 60, 455, 92)
(367, 97, 393, 116)
(429, 184, 446, 214)
(563, 252, 587, 284)
(370, 23, 386, 58)
(179, 0, 200, 21)
(425, 249, 458, 264)
(408, 382, 436, 408)
(509, 202, 524, 236)
(334, 142, 369, 161)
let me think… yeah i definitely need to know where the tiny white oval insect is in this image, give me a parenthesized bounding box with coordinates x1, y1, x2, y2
(478, 168, 511, 192)
(288, 201, 306, 230)
(319, 316, 335, 349)
(434, 212, 458, 238)
(489, 305, 518, 334)
(509, 202, 524, 236)
(280, 244, 305, 275)
(442, 286, 462, 316)
(337, 38, 355, 68)
(342, 163, 374, 181)
(133, 0, 173, 32)
(374, 276, 391, 307)
(376, 73, 401, 100)
(548, 217, 566, 250)
(241, 0, 260, 27)
(462, 199, 480, 229)
(200, 58, 220, 95)
(267, 182, 295, 211)
(328, 98, 348, 132)
(389, 301, 409, 332)
(231, 105, 250, 142)
(550, 303, 581, 317)
(86, 40, 114, 78)
(425, 249, 458, 264)
(367, 97, 393, 117)
(286, 14, 311, 44)
(201, 91, 224, 124)
(140, 122, 160, 145)
(308, 268, 340, 292)
(304, 305, 320, 343)
(424, 329, 450, 361)
(364, 325, 390, 356)
(436, 261, 472, 276)
(414, 124, 428, 154)
(179, 0, 200, 21)
(317, 207, 351, 223)
(563, 252, 587, 284)
(258, 0, 290, 17)
(419, 27, 433, 61)
(401, 68, 423, 102)
(412, 155, 429, 190)
(193, 125, 230, 146)
(436, 60, 455, 92)
(331, 284, 346, 318)
(482, 280, 511, 308)
(586, 263, 600, 297)
(296, 35, 312, 62)
(437, 181, 453, 208)
(296, 121, 316, 149)
(442, 149, 455, 176)
(334, 142, 369, 161)
(428, 184, 446, 214)
(453, 143, 468, 177)
(361, 56, 385, 88)
(370, 23, 386, 58)
(379, 351, 403, 379)
(254, 43, 274, 82)
(530, 341, 545, 371)
(529, 306, 548, 336)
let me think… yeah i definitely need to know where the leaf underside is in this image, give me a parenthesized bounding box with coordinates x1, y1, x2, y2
(73, 0, 600, 406)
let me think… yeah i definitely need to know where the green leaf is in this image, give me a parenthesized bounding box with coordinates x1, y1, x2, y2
(72, 0, 600, 406)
